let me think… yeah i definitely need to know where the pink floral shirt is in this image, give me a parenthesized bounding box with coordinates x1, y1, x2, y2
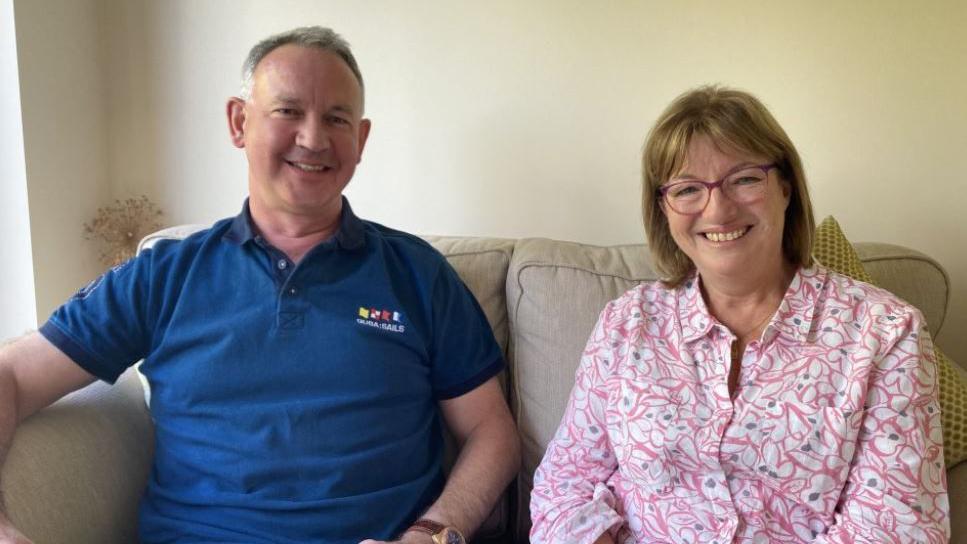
(530, 266, 948, 543)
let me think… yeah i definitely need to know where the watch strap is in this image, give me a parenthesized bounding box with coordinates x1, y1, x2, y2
(407, 518, 447, 535)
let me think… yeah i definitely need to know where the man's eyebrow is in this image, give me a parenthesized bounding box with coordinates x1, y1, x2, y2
(268, 97, 356, 115)
(272, 96, 302, 106)
(329, 104, 356, 115)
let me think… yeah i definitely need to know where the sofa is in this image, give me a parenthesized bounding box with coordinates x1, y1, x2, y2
(2, 228, 962, 543)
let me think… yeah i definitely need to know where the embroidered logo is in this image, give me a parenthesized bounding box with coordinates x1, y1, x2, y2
(73, 260, 133, 300)
(356, 306, 406, 333)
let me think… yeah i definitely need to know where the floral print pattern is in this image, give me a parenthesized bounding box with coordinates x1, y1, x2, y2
(530, 266, 948, 543)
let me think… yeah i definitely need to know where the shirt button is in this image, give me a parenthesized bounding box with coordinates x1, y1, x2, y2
(288, 287, 298, 295)
(277, 259, 288, 270)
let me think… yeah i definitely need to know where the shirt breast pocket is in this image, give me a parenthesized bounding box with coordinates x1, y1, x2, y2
(730, 401, 864, 514)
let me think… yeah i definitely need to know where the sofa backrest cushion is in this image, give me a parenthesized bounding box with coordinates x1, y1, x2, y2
(422, 236, 514, 357)
(855, 242, 949, 338)
(506, 237, 660, 541)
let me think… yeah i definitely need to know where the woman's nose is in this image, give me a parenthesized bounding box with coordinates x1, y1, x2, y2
(703, 185, 738, 219)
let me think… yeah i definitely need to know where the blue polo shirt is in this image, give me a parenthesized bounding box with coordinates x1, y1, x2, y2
(40, 198, 504, 543)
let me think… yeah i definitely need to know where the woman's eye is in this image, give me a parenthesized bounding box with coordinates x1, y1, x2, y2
(672, 184, 701, 197)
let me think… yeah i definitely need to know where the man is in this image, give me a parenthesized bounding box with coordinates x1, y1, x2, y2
(0, 26, 519, 544)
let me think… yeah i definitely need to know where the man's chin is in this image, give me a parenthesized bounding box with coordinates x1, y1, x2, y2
(285, 196, 343, 215)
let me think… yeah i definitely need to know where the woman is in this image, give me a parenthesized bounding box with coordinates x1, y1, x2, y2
(530, 86, 948, 543)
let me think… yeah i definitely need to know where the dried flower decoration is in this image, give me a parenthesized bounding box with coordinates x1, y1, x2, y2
(83, 195, 164, 266)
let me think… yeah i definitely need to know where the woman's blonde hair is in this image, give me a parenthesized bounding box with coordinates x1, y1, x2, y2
(641, 85, 814, 286)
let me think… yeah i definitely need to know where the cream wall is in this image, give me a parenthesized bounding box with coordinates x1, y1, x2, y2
(0, 0, 36, 340)
(13, 0, 109, 324)
(12, 1, 967, 362)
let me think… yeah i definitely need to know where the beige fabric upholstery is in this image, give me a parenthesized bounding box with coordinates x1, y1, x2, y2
(423, 236, 515, 357)
(137, 224, 209, 253)
(950, 462, 967, 541)
(507, 238, 659, 541)
(2, 368, 152, 543)
(2, 232, 959, 543)
(950, 335, 967, 544)
(855, 242, 950, 338)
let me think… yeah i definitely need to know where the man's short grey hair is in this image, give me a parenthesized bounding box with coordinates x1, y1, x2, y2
(239, 26, 364, 107)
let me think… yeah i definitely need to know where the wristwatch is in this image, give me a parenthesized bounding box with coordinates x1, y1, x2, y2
(407, 519, 466, 544)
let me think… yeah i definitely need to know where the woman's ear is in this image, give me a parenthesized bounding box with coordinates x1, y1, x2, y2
(779, 178, 793, 209)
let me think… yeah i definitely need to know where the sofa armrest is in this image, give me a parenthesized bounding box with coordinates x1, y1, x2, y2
(1, 367, 153, 544)
(948, 461, 967, 544)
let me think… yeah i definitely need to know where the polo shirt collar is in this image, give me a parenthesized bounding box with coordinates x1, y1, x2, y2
(677, 265, 822, 344)
(222, 196, 366, 250)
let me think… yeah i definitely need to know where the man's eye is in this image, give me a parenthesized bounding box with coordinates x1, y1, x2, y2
(275, 108, 298, 116)
(327, 115, 350, 125)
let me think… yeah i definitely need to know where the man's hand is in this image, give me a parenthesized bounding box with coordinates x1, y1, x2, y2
(0, 512, 32, 544)
(359, 529, 433, 544)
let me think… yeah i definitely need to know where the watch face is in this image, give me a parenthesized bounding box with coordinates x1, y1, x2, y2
(443, 529, 465, 544)
(431, 528, 465, 544)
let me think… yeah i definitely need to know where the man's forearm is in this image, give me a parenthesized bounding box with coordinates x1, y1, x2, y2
(419, 413, 520, 537)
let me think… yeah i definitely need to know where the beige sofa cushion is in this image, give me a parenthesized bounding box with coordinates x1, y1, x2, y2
(3, 368, 152, 544)
(507, 238, 659, 541)
(856, 242, 950, 338)
(423, 236, 514, 357)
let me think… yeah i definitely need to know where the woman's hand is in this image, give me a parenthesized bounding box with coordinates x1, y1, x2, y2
(593, 532, 616, 544)
(0, 513, 32, 544)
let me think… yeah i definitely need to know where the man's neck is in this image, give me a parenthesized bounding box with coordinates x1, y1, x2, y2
(248, 200, 342, 264)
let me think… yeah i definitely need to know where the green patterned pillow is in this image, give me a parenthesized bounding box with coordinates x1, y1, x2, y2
(813, 216, 967, 467)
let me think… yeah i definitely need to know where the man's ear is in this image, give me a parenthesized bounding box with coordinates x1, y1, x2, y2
(355, 118, 372, 164)
(227, 97, 247, 148)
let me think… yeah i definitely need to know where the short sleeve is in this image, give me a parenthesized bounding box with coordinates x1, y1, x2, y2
(39, 254, 153, 383)
(427, 260, 504, 399)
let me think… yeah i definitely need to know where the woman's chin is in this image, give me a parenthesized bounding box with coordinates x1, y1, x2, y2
(693, 253, 764, 279)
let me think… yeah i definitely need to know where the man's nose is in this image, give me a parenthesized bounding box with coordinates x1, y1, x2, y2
(296, 117, 330, 152)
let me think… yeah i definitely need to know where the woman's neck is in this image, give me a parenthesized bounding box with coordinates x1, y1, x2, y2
(700, 260, 797, 342)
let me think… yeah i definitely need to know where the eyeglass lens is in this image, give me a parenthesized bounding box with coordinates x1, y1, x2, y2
(663, 167, 770, 214)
